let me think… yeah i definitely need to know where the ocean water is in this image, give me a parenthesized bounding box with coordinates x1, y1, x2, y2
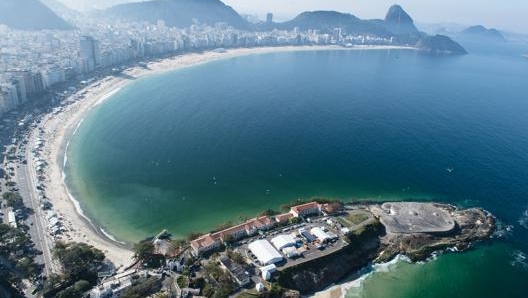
(66, 46, 528, 297)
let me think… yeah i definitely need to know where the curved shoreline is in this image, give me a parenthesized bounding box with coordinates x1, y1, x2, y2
(39, 45, 416, 269)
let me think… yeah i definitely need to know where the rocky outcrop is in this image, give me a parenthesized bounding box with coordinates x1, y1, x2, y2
(376, 207, 495, 262)
(416, 35, 468, 55)
(383, 4, 419, 35)
(277, 222, 384, 294)
(277, 203, 494, 295)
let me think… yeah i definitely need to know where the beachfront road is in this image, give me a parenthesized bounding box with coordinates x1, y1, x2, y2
(15, 130, 58, 277)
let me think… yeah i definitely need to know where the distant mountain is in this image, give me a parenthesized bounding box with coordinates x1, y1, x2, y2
(0, 0, 73, 30)
(416, 35, 468, 55)
(369, 5, 423, 44)
(266, 11, 391, 37)
(460, 25, 506, 42)
(56, 0, 133, 11)
(40, 0, 83, 22)
(383, 4, 419, 35)
(100, 0, 249, 30)
(258, 5, 423, 44)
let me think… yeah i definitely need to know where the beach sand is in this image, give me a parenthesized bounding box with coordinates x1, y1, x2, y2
(36, 45, 414, 271)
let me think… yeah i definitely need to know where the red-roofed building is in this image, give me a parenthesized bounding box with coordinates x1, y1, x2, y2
(190, 216, 276, 256)
(190, 234, 222, 256)
(290, 202, 321, 217)
(274, 212, 294, 223)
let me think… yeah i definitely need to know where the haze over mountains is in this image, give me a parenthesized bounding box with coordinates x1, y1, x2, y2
(0, 0, 72, 30)
(460, 25, 506, 42)
(100, 0, 250, 30)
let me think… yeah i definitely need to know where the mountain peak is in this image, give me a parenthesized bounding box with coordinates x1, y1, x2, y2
(381, 4, 419, 37)
(0, 0, 73, 30)
(416, 34, 468, 55)
(461, 25, 506, 42)
(102, 0, 249, 29)
(385, 4, 414, 25)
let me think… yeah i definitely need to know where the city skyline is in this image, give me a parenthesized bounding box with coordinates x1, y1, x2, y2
(54, 0, 528, 34)
(222, 0, 526, 33)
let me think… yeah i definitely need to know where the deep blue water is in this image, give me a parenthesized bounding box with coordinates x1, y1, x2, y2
(67, 46, 528, 297)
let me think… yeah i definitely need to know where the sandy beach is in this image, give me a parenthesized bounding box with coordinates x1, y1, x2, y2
(34, 45, 414, 270)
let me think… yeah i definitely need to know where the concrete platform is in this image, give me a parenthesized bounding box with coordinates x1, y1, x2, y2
(371, 202, 455, 234)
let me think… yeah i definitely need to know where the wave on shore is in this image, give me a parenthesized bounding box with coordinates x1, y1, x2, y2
(100, 227, 127, 245)
(312, 255, 412, 298)
(94, 87, 122, 107)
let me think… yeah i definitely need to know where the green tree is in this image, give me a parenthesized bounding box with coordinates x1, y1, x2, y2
(16, 257, 39, 278)
(133, 240, 155, 264)
(121, 276, 162, 298)
(53, 242, 105, 284)
(2, 192, 24, 209)
(55, 287, 81, 298)
(288, 217, 302, 225)
(226, 250, 245, 264)
(0, 224, 30, 255)
(73, 280, 92, 292)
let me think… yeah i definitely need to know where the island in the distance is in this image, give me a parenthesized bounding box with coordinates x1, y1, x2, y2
(88, 200, 495, 297)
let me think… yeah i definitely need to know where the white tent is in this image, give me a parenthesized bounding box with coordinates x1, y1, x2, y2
(248, 239, 283, 265)
(256, 283, 265, 292)
(260, 264, 277, 280)
(282, 246, 299, 258)
(271, 234, 296, 250)
(310, 227, 331, 243)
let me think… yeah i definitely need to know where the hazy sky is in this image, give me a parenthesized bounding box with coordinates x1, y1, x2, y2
(222, 0, 527, 33)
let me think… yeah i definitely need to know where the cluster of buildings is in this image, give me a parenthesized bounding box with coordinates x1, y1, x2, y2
(89, 269, 151, 298)
(190, 201, 324, 256)
(0, 16, 395, 118)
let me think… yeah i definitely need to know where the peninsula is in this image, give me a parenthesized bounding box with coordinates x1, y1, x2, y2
(81, 200, 495, 298)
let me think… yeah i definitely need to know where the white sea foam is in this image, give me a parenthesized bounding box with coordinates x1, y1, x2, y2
(63, 178, 92, 223)
(518, 208, 528, 230)
(492, 220, 514, 239)
(311, 255, 411, 298)
(73, 117, 85, 136)
(93, 87, 122, 107)
(100, 227, 127, 245)
(510, 250, 528, 269)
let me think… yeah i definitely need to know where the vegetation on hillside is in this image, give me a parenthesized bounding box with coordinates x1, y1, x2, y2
(47, 242, 105, 297)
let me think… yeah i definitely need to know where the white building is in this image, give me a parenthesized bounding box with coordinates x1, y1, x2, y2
(259, 264, 277, 281)
(282, 246, 299, 258)
(248, 239, 283, 266)
(310, 227, 331, 243)
(8, 211, 17, 228)
(271, 234, 296, 251)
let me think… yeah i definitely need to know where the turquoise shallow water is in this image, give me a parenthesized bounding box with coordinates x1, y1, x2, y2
(67, 46, 528, 297)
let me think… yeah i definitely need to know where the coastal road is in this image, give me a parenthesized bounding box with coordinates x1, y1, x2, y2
(15, 127, 59, 277)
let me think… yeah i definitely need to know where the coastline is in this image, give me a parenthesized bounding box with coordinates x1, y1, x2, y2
(36, 45, 416, 270)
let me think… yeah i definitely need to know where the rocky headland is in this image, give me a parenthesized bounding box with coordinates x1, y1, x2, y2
(276, 202, 495, 295)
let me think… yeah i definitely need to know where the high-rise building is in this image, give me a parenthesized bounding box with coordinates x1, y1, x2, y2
(0, 89, 7, 116)
(10, 74, 28, 104)
(266, 13, 273, 24)
(80, 36, 101, 70)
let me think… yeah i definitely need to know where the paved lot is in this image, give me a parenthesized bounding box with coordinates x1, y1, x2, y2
(370, 202, 455, 234)
(237, 217, 352, 272)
